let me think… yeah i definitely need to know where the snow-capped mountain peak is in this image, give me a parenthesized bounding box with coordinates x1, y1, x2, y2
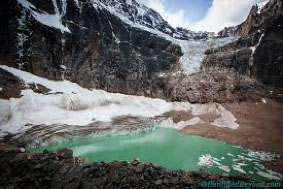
(90, 0, 213, 40)
(17, 0, 212, 40)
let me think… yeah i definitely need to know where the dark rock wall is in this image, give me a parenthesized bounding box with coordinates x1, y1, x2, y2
(0, 0, 182, 97)
(252, 16, 283, 87)
(215, 0, 283, 88)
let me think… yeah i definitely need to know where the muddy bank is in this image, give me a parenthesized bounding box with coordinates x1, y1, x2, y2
(0, 147, 272, 189)
(181, 100, 283, 174)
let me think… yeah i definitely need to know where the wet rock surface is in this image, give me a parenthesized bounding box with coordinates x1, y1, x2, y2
(0, 147, 265, 189)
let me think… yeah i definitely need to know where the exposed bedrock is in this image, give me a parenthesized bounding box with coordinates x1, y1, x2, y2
(158, 27, 283, 103)
(0, 0, 282, 104)
(171, 0, 283, 103)
(0, 0, 182, 98)
(216, 0, 283, 88)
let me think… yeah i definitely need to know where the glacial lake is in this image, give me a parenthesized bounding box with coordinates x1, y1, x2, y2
(29, 127, 282, 180)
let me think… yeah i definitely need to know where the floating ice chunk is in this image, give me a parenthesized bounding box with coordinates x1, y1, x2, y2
(227, 153, 235, 157)
(218, 165, 230, 173)
(232, 165, 246, 174)
(198, 154, 215, 167)
(247, 150, 279, 161)
(257, 170, 282, 180)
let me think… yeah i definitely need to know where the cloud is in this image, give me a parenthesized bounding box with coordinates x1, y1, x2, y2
(191, 0, 267, 32)
(137, 0, 190, 28)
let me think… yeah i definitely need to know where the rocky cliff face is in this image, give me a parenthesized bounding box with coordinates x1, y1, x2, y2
(214, 0, 283, 88)
(218, 0, 282, 37)
(162, 0, 283, 103)
(2, 0, 213, 97)
(0, 0, 282, 104)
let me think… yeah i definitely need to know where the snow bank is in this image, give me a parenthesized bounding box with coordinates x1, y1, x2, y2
(0, 65, 239, 136)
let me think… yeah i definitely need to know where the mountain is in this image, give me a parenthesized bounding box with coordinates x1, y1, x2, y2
(0, 0, 282, 104)
(214, 0, 283, 88)
(218, 0, 282, 37)
(163, 0, 283, 103)
(89, 0, 213, 40)
(0, 0, 214, 99)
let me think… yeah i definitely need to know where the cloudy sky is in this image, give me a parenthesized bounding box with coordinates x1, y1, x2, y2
(137, 0, 267, 32)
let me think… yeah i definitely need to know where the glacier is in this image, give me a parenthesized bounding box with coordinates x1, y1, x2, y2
(0, 65, 239, 137)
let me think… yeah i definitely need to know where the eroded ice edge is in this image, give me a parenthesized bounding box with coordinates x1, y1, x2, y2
(0, 65, 238, 136)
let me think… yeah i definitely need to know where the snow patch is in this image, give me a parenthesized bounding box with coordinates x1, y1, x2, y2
(17, 0, 70, 33)
(232, 165, 247, 174)
(257, 170, 282, 180)
(250, 34, 264, 53)
(257, 0, 269, 14)
(198, 154, 216, 167)
(60, 65, 67, 70)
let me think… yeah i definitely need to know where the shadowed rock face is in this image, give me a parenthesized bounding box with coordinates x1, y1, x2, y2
(252, 16, 283, 87)
(215, 0, 283, 88)
(0, 0, 183, 97)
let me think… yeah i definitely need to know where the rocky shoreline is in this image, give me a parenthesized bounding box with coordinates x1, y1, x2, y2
(1, 145, 274, 189)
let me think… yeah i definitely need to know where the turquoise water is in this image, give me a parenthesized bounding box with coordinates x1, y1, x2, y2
(29, 127, 282, 180)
